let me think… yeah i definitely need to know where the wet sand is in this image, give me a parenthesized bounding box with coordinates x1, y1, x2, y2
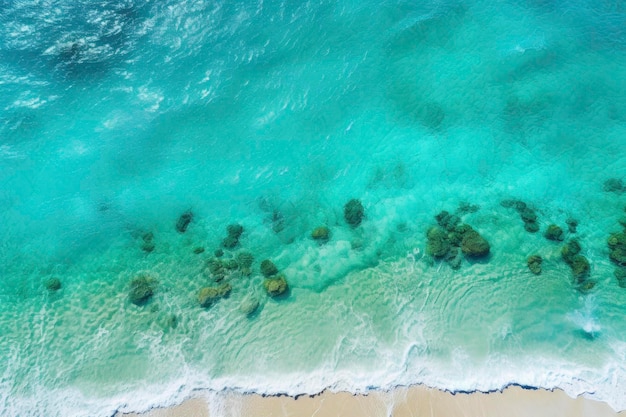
(117, 385, 625, 417)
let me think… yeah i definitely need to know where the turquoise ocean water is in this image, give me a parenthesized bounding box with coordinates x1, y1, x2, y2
(2, 0, 626, 415)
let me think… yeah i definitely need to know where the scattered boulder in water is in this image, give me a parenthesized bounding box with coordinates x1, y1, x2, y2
(523, 221, 540, 233)
(263, 275, 289, 297)
(519, 207, 537, 223)
(566, 218, 578, 234)
(426, 226, 451, 258)
(561, 240, 593, 290)
(176, 211, 193, 233)
(561, 239, 581, 264)
(260, 259, 279, 277)
(193, 247, 205, 254)
(501, 199, 540, 233)
(166, 314, 178, 329)
(221, 235, 239, 249)
(449, 223, 472, 247)
(577, 279, 596, 294)
(544, 224, 564, 241)
(236, 251, 254, 269)
(223, 259, 239, 271)
(214, 249, 224, 258)
(426, 215, 490, 268)
(570, 255, 590, 283)
(460, 228, 490, 258)
(140, 232, 155, 253)
(197, 283, 232, 308)
(444, 247, 462, 269)
(344, 199, 365, 228)
(603, 178, 625, 194)
(457, 201, 480, 214)
(222, 224, 244, 249)
(614, 267, 626, 288)
(44, 277, 62, 292)
(500, 199, 518, 209)
(227, 224, 244, 239)
(435, 210, 460, 232)
(239, 296, 260, 316)
(608, 232, 626, 266)
(351, 239, 364, 251)
(206, 258, 226, 281)
(269, 210, 285, 234)
(129, 274, 157, 306)
(311, 226, 331, 243)
(527, 255, 542, 275)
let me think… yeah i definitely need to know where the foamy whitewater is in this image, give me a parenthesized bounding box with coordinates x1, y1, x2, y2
(2, 0, 626, 416)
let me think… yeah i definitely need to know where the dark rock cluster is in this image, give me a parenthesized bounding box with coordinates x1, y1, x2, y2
(501, 199, 539, 233)
(222, 224, 244, 249)
(128, 274, 157, 306)
(344, 199, 365, 228)
(426, 209, 490, 270)
(561, 239, 594, 292)
(608, 207, 626, 288)
(603, 178, 625, 194)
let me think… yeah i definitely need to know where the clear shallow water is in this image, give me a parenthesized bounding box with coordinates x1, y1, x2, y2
(2, 0, 626, 415)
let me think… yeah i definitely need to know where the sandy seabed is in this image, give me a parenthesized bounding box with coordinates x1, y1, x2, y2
(118, 385, 625, 417)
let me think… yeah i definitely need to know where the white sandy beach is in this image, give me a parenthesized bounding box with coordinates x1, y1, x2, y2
(118, 385, 625, 417)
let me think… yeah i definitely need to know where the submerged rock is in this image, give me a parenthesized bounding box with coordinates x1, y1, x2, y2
(221, 224, 244, 249)
(269, 210, 285, 234)
(166, 314, 178, 329)
(460, 229, 490, 258)
(519, 207, 537, 223)
(311, 226, 331, 242)
(566, 218, 578, 234)
(444, 247, 462, 270)
(239, 296, 260, 316)
(223, 259, 239, 270)
(544, 224, 564, 241)
(227, 224, 244, 239)
(449, 223, 473, 247)
(527, 255, 542, 275)
(561, 239, 581, 264)
(502, 200, 540, 233)
(523, 221, 540, 233)
(141, 232, 155, 253)
(577, 279, 596, 294)
(603, 178, 625, 194)
(129, 275, 157, 306)
(344, 199, 365, 228)
(608, 232, 626, 266)
(198, 283, 232, 308)
(236, 251, 254, 268)
(500, 199, 519, 208)
(457, 201, 480, 214)
(260, 259, 279, 277)
(435, 210, 460, 232)
(221, 235, 239, 249)
(570, 255, 590, 282)
(193, 247, 205, 254)
(614, 267, 626, 288)
(263, 275, 289, 297)
(176, 211, 193, 233)
(44, 277, 62, 292)
(426, 226, 451, 258)
(207, 258, 224, 275)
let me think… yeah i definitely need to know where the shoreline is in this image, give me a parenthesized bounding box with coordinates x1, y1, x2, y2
(116, 384, 626, 417)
